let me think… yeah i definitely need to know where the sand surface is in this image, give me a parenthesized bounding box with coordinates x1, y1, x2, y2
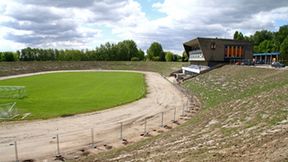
(0, 70, 190, 161)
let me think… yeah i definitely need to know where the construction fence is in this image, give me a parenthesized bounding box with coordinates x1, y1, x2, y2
(0, 97, 199, 162)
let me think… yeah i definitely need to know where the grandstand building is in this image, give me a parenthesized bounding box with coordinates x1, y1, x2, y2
(183, 37, 253, 66)
(253, 52, 280, 64)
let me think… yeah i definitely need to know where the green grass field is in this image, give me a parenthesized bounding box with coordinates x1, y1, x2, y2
(0, 72, 146, 120)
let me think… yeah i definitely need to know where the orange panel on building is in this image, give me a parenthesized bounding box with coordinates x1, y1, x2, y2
(227, 46, 230, 57)
(238, 46, 241, 57)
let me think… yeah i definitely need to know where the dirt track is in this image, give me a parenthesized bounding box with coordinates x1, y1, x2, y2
(0, 70, 191, 161)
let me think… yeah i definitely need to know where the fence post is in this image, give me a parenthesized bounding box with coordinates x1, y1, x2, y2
(91, 128, 95, 148)
(186, 97, 189, 111)
(144, 118, 147, 134)
(56, 134, 60, 156)
(161, 112, 164, 127)
(14, 141, 19, 162)
(182, 104, 185, 116)
(173, 108, 176, 122)
(120, 122, 123, 140)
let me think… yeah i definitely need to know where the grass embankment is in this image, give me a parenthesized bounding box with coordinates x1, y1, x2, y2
(0, 61, 188, 77)
(0, 72, 146, 120)
(82, 65, 288, 162)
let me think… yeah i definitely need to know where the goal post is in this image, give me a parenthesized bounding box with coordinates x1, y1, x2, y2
(0, 86, 26, 99)
(0, 102, 19, 119)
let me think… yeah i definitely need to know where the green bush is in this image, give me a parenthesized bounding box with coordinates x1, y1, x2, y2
(152, 56, 160, 61)
(165, 52, 173, 62)
(131, 57, 140, 61)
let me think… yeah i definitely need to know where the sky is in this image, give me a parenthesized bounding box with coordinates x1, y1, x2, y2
(0, 0, 288, 53)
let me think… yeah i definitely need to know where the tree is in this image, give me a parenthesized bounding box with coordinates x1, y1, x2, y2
(280, 36, 288, 61)
(165, 52, 174, 62)
(274, 25, 288, 52)
(146, 42, 164, 61)
(233, 31, 244, 40)
(238, 32, 244, 40)
(182, 51, 188, 62)
(2, 52, 16, 61)
(136, 49, 145, 60)
(159, 50, 165, 61)
(117, 40, 138, 61)
(275, 25, 288, 45)
(257, 40, 276, 53)
(233, 31, 239, 40)
(174, 54, 182, 62)
(251, 30, 273, 45)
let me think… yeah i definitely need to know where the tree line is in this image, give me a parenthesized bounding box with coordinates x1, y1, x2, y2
(233, 24, 288, 60)
(0, 40, 184, 62)
(0, 40, 144, 62)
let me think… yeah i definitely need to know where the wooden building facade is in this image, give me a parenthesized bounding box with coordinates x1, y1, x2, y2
(183, 38, 253, 66)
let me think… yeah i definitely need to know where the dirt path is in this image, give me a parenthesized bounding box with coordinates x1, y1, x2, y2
(0, 70, 191, 162)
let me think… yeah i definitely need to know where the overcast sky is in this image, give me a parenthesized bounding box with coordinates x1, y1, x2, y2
(0, 0, 288, 53)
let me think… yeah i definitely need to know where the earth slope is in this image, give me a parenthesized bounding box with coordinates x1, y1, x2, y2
(82, 65, 288, 162)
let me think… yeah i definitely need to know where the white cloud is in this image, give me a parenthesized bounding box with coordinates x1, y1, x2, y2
(0, 0, 288, 53)
(131, 0, 288, 53)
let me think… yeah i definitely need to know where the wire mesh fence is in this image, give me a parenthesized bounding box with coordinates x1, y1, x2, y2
(0, 100, 195, 162)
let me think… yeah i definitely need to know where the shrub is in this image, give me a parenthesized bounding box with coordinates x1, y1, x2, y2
(152, 56, 160, 61)
(131, 57, 140, 61)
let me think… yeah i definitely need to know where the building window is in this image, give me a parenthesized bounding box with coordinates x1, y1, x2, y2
(188, 50, 205, 61)
(210, 42, 216, 50)
(224, 45, 244, 58)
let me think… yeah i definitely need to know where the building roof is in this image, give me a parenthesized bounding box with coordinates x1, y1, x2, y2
(183, 37, 251, 46)
(253, 52, 280, 56)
